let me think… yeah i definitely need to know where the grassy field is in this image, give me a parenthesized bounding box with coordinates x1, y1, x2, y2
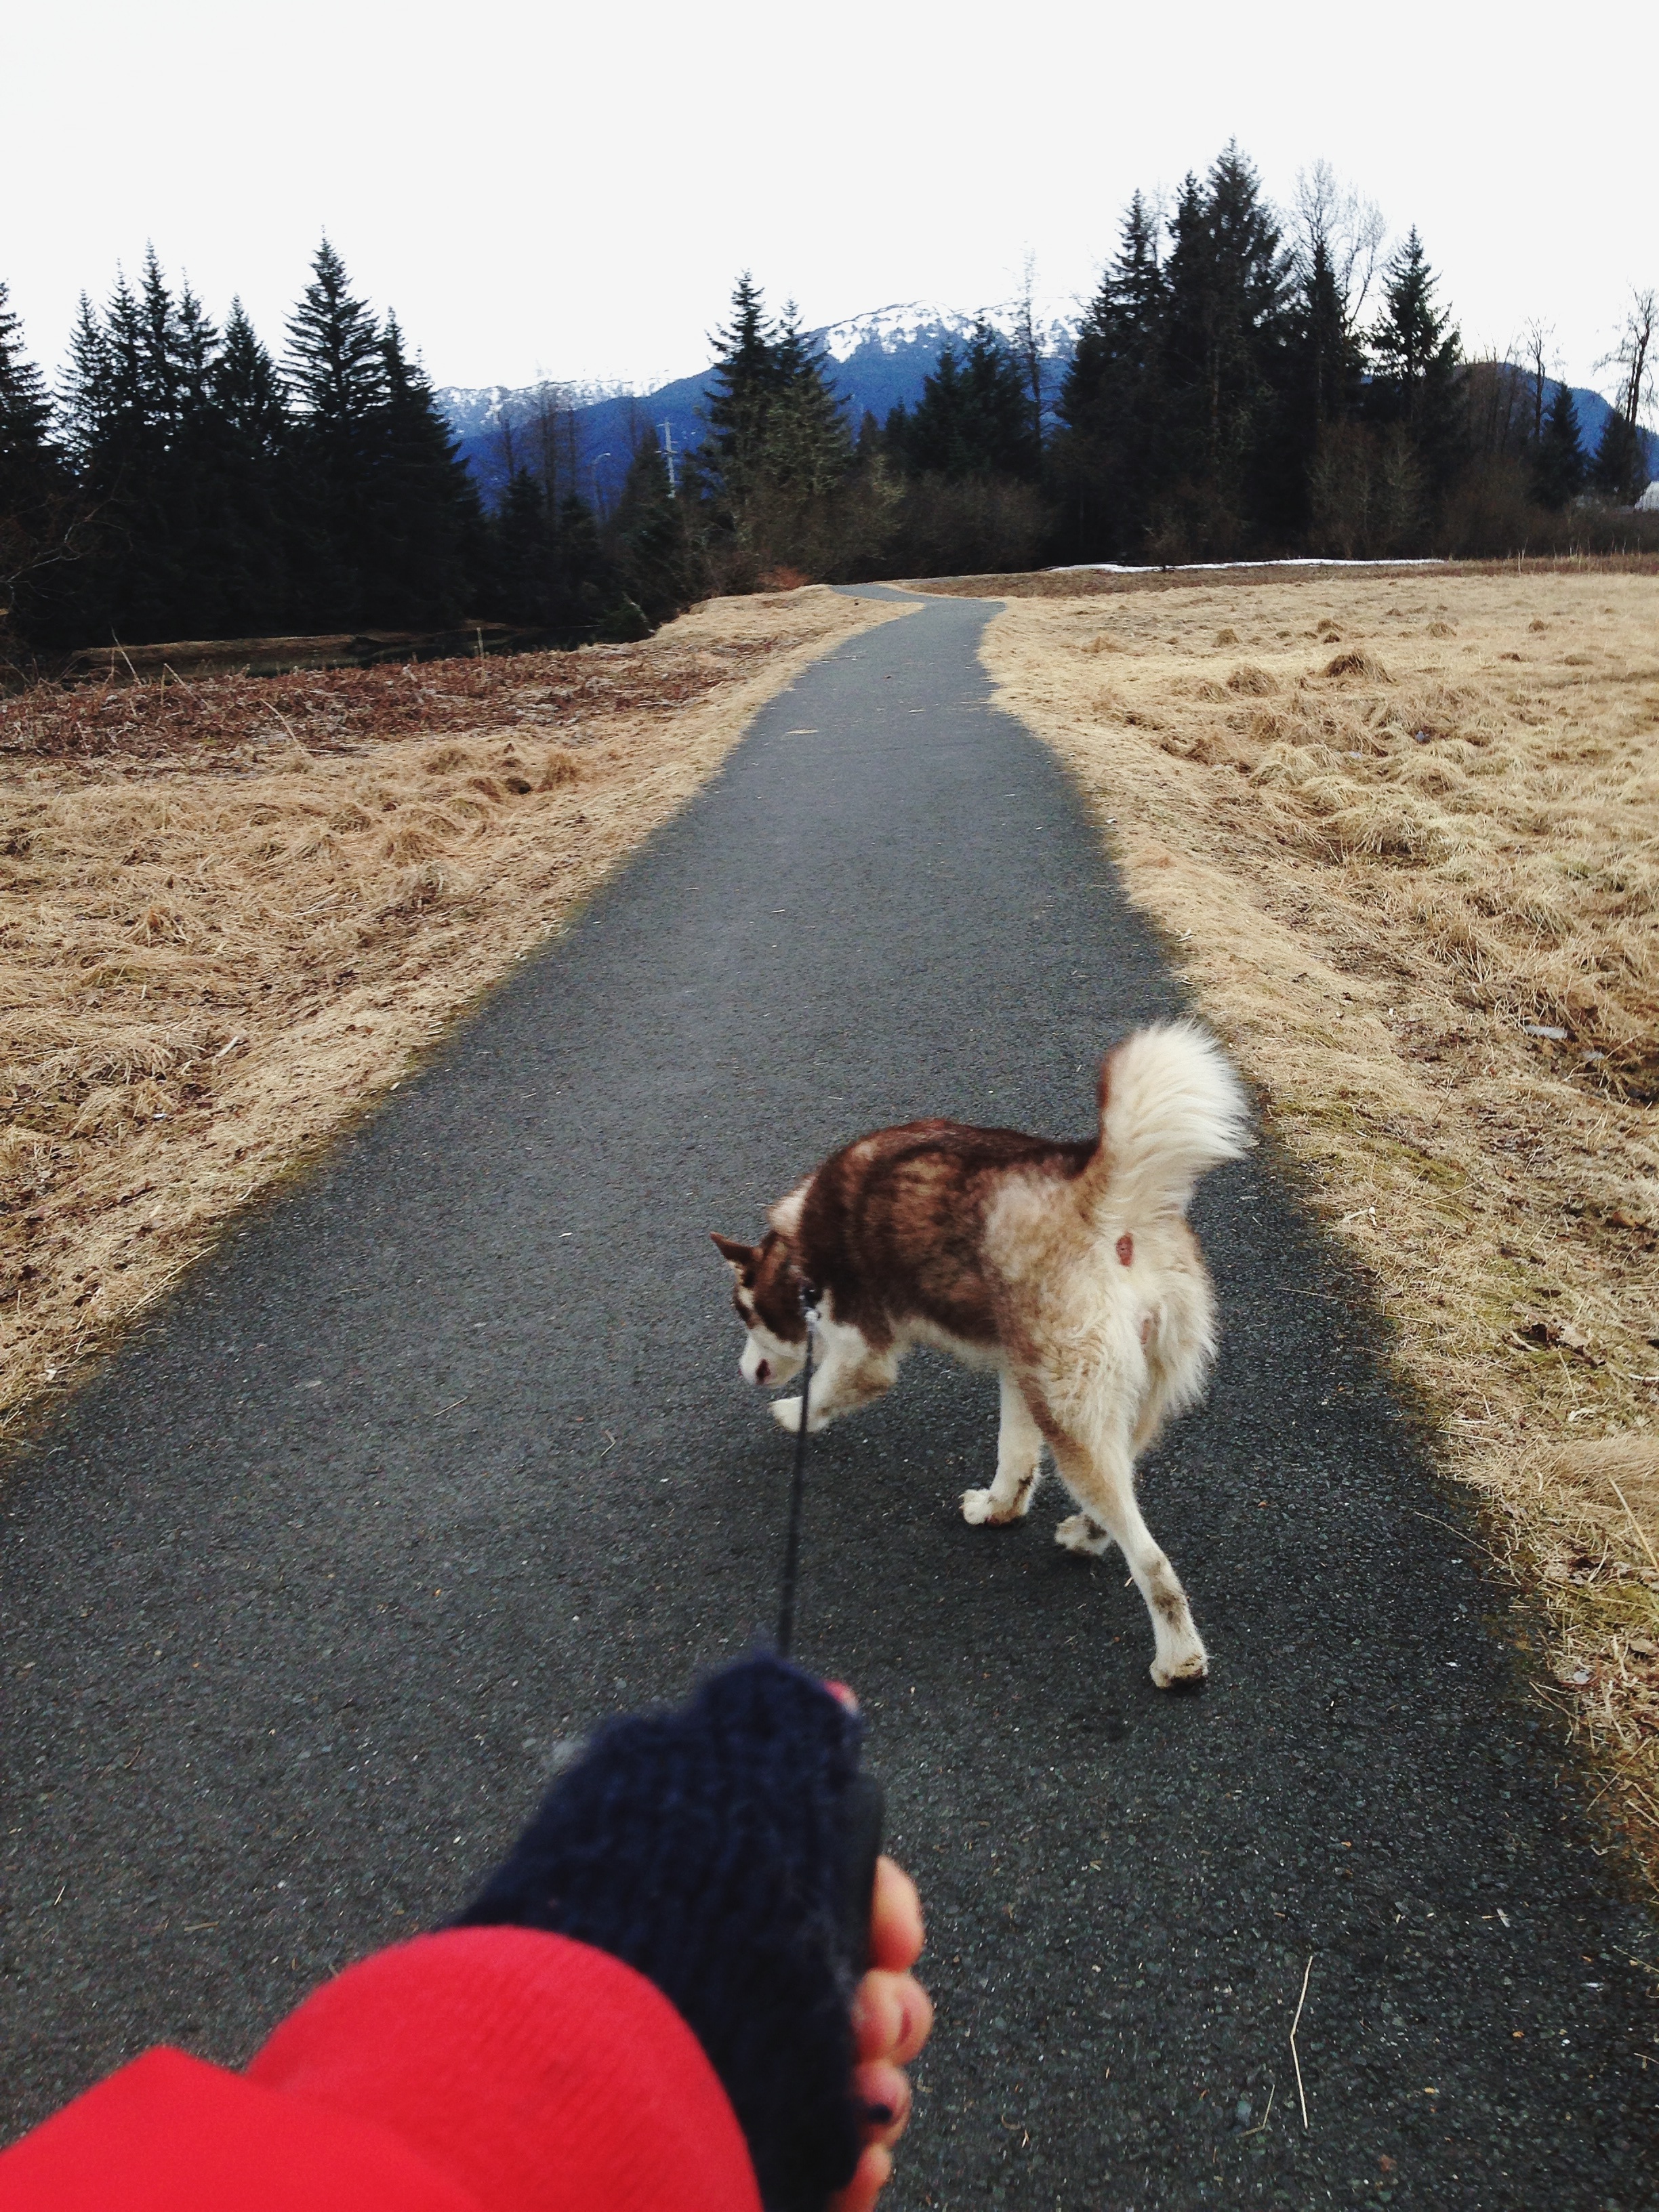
(977, 562, 1659, 1891)
(9, 556, 1658, 1880)
(0, 586, 910, 1440)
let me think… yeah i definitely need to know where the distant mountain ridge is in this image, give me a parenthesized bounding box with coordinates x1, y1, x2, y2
(436, 299, 1653, 512)
(436, 299, 1079, 507)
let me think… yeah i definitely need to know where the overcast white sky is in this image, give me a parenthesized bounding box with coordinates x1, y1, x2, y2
(6, 0, 1653, 407)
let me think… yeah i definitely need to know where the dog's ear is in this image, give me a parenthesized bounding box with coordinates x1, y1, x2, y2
(710, 1232, 756, 1270)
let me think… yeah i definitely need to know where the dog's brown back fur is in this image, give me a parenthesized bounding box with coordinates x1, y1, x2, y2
(787, 1120, 1095, 1352)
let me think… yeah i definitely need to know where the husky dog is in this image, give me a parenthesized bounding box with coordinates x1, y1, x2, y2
(712, 1024, 1250, 1687)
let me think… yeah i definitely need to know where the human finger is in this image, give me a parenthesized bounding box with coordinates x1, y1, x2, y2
(828, 2141, 893, 2212)
(852, 2059, 912, 2147)
(867, 1855, 924, 1973)
(851, 1968, 933, 2066)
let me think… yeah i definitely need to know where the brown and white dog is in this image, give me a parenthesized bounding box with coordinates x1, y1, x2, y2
(712, 1023, 1250, 1687)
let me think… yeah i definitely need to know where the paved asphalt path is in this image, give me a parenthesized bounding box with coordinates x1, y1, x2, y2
(4, 588, 1656, 2205)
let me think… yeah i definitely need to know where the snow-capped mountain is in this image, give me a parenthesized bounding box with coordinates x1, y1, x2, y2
(430, 384, 525, 448)
(819, 296, 1080, 359)
(435, 300, 1081, 508)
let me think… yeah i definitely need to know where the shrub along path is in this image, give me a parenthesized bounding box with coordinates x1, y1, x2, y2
(1, 588, 1653, 2201)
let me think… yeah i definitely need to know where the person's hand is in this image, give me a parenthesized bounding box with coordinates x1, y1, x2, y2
(832, 1853, 933, 2212)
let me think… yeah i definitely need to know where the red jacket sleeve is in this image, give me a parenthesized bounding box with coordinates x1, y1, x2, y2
(0, 1929, 764, 2212)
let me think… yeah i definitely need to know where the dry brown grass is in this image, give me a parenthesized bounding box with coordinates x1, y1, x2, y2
(981, 568, 1659, 1888)
(1, 587, 911, 1436)
(909, 552, 1659, 601)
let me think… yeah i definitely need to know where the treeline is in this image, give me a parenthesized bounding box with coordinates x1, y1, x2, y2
(1048, 150, 1652, 565)
(672, 148, 1656, 583)
(0, 243, 667, 661)
(4, 155, 1656, 662)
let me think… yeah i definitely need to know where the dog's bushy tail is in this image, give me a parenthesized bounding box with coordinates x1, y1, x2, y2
(1085, 1022, 1251, 1225)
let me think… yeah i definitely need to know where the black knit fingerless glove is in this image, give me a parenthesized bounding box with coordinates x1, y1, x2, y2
(453, 1655, 867, 2212)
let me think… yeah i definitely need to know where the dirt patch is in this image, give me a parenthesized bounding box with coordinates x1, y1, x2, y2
(1, 588, 911, 1437)
(983, 567, 1659, 1890)
(0, 613, 825, 769)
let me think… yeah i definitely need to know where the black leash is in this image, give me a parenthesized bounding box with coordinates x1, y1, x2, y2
(774, 1285, 819, 1660)
(769, 1279, 884, 1973)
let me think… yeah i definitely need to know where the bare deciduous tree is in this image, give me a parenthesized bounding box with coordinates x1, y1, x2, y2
(1292, 159, 1385, 335)
(1598, 288, 1656, 428)
(1520, 319, 1555, 445)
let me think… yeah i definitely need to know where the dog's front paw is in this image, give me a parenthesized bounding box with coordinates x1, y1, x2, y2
(1054, 1511, 1111, 1558)
(770, 1396, 804, 1435)
(960, 1486, 1022, 1528)
(1150, 1641, 1209, 1692)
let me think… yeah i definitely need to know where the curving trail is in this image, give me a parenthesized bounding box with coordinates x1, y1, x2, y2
(2, 586, 1653, 2203)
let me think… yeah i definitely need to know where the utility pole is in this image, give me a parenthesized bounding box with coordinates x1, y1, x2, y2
(659, 419, 678, 496)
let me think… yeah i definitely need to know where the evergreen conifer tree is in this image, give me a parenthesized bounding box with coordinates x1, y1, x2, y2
(487, 469, 623, 641)
(214, 299, 289, 454)
(705, 273, 781, 495)
(696, 274, 860, 579)
(1294, 233, 1366, 423)
(151, 268, 245, 636)
(490, 466, 556, 626)
(1366, 228, 1464, 497)
(1273, 226, 1371, 546)
(70, 251, 279, 642)
(0, 287, 51, 455)
(366, 312, 481, 626)
(0, 282, 70, 648)
(59, 294, 114, 474)
(285, 239, 390, 623)
(762, 305, 853, 501)
(186, 298, 294, 632)
(165, 294, 296, 632)
(1054, 191, 1167, 556)
(1589, 407, 1645, 504)
(1157, 146, 1292, 552)
(94, 270, 150, 485)
(286, 239, 389, 445)
(174, 279, 218, 421)
(55, 264, 178, 638)
(608, 430, 687, 623)
(22, 242, 497, 646)
(889, 343, 966, 476)
(0, 284, 54, 485)
(138, 245, 188, 436)
(892, 322, 1038, 482)
(551, 491, 613, 631)
(1531, 383, 1585, 510)
(1287, 236, 1365, 425)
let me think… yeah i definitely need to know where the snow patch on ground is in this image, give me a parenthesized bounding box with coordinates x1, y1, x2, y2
(1050, 556, 1452, 575)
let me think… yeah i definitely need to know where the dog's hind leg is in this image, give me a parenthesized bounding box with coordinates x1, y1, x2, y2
(961, 1372, 1045, 1527)
(1050, 1424, 1208, 1689)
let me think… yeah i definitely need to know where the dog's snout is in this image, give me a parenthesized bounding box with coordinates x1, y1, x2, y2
(755, 1359, 772, 1385)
